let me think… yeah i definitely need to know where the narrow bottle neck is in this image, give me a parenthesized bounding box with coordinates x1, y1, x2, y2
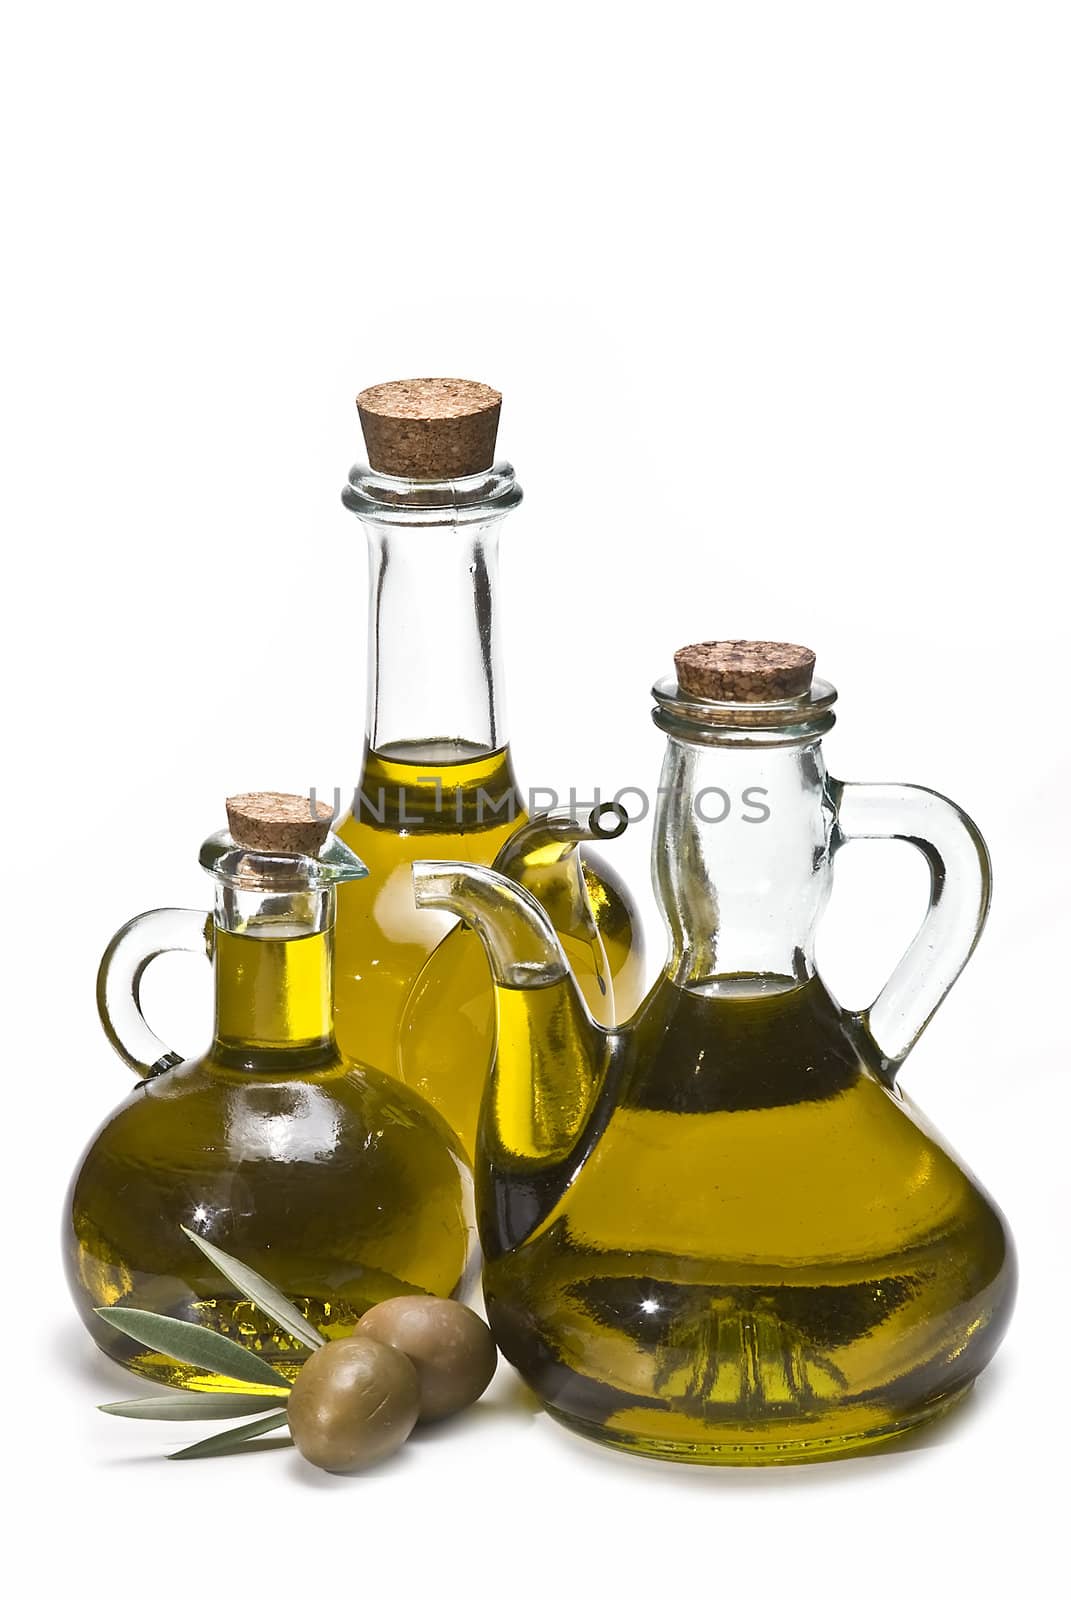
(342, 461, 520, 763)
(211, 883, 337, 1066)
(361, 515, 508, 761)
(653, 736, 835, 988)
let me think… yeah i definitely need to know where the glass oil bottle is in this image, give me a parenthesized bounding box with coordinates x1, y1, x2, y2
(412, 642, 1016, 1463)
(333, 379, 644, 1154)
(65, 793, 474, 1391)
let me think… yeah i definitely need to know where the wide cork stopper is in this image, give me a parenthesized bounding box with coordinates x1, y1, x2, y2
(674, 640, 816, 703)
(356, 378, 502, 479)
(225, 793, 334, 856)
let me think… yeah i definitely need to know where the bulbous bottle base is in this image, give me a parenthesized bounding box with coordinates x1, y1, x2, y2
(545, 1384, 973, 1466)
(479, 977, 1015, 1465)
(65, 1051, 476, 1390)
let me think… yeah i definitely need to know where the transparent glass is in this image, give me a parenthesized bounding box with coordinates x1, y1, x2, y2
(64, 827, 475, 1390)
(332, 459, 644, 1156)
(411, 671, 1016, 1463)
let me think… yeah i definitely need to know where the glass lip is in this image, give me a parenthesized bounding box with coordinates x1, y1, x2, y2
(651, 673, 838, 746)
(341, 459, 522, 526)
(198, 829, 369, 890)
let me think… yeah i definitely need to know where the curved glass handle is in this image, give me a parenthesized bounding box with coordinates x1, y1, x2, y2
(96, 908, 212, 1078)
(830, 781, 992, 1076)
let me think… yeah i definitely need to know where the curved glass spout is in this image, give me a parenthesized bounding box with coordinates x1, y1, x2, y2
(411, 862, 574, 993)
(412, 859, 609, 1250)
(492, 802, 629, 1013)
(493, 802, 628, 875)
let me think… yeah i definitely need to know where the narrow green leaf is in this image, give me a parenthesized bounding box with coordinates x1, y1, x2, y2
(100, 1393, 282, 1421)
(179, 1226, 324, 1351)
(95, 1308, 291, 1392)
(168, 1410, 291, 1461)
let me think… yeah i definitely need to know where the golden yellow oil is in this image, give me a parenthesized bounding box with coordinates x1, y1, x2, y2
(214, 923, 331, 1050)
(481, 974, 1015, 1462)
(334, 741, 643, 1154)
(65, 924, 474, 1390)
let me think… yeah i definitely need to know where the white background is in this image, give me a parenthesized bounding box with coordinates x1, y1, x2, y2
(3, 3, 1068, 1594)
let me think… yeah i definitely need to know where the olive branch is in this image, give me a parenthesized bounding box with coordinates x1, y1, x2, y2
(95, 1228, 323, 1460)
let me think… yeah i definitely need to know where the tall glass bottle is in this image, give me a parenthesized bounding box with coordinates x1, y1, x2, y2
(333, 379, 644, 1154)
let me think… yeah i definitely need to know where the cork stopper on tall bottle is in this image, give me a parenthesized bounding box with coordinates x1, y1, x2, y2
(225, 793, 334, 856)
(674, 640, 817, 703)
(356, 378, 502, 479)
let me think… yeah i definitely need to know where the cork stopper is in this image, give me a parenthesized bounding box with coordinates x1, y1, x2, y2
(674, 640, 816, 703)
(225, 792, 334, 856)
(357, 378, 501, 479)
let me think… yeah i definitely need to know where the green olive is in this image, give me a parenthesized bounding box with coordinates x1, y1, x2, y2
(287, 1335, 420, 1472)
(356, 1296, 498, 1422)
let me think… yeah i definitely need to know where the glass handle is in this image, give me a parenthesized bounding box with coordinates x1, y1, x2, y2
(96, 908, 212, 1078)
(830, 781, 992, 1076)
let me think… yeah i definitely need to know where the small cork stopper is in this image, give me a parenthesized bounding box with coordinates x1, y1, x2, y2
(225, 792, 334, 856)
(674, 640, 816, 703)
(357, 378, 501, 479)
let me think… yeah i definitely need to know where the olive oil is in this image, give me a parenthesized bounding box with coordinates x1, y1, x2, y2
(481, 975, 1015, 1462)
(335, 741, 642, 1154)
(214, 923, 331, 1052)
(413, 642, 1016, 1462)
(66, 806, 475, 1392)
(336, 380, 645, 1154)
(334, 741, 521, 1084)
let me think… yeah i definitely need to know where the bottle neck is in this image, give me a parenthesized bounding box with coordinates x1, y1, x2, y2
(210, 882, 338, 1067)
(343, 463, 522, 763)
(653, 735, 835, 989)
(364, 517, 506, 759)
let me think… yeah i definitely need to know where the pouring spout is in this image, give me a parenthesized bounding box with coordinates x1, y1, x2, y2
(412, 860, 609, 1254)
(491, 800, 632, 1022)
(412, 862, 578, 997)
(492, 800, 628, 875)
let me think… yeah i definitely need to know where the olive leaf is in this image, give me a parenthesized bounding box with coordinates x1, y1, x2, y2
(168, 1410, 291, 1461)
(179, 1226, 324, 1351)
(95, 1308, 291, 1393)
(100, 1393, 283, 1421)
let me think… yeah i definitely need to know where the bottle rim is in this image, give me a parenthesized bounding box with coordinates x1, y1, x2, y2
(651, 674, 838, 747)
(342, 459, 522, 526)
(198, 829, 368, 890)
